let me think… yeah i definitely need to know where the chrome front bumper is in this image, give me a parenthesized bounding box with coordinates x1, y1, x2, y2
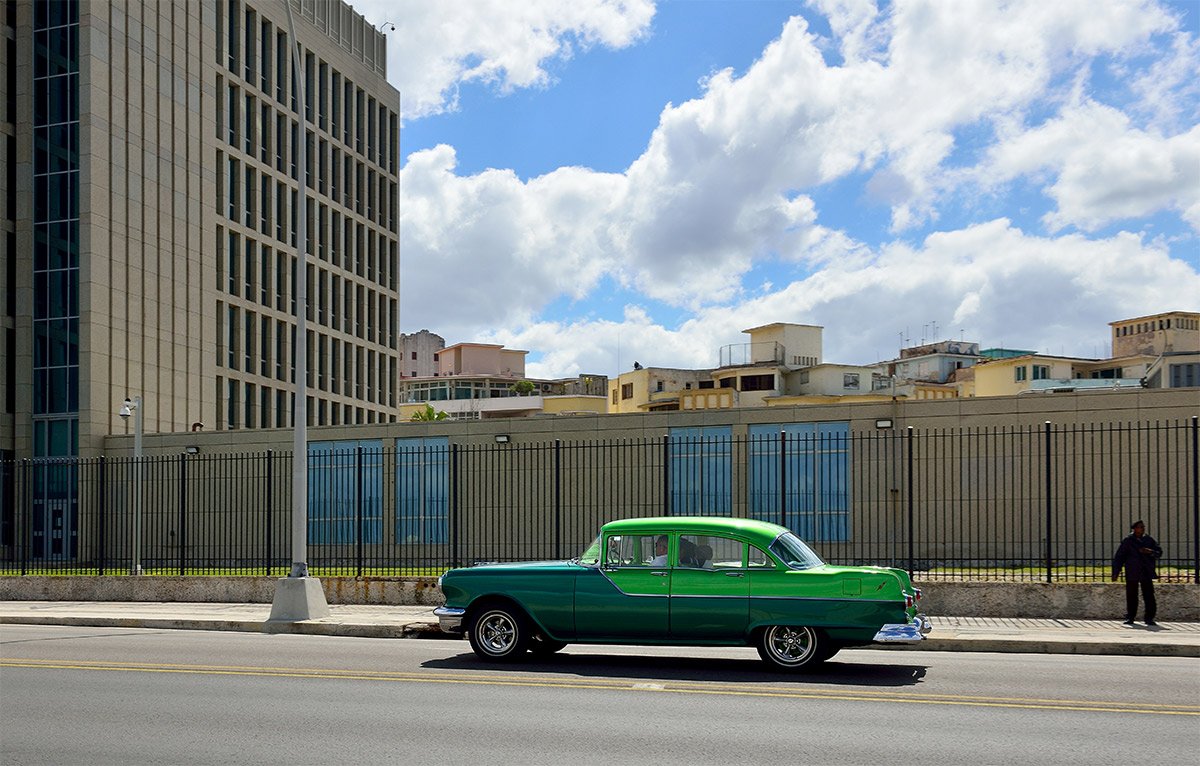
(433, 606, 466, 633)
(873, 614, 932, 643)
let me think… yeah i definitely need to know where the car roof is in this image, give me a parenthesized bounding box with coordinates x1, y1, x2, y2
(601, 516, 788, 542)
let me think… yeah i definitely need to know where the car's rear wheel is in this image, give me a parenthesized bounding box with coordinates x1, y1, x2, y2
(756, 625, 827, 671)
(528, 635, 567, 657)
(467, 605, 529, 661)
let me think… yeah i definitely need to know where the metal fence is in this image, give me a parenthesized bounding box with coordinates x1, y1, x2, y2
(1, 418, 1197, 581)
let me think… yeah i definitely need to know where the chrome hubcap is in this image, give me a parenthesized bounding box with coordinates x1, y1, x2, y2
(478, 611, 517, 654)
(766, 626, 815, 664)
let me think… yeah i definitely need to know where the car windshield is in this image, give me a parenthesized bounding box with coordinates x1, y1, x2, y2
(769, 532, 825, 570)
(577, 535, 602, 566)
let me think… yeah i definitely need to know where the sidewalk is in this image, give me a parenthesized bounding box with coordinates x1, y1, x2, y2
(1, 601, 1197, 657)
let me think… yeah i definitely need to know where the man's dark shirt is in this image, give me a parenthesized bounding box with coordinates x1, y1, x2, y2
(1112, 534, 1162, 581)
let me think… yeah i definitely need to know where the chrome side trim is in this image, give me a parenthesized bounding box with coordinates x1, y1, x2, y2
(433, 606, 466, 633)
(873, 614, 931, 643)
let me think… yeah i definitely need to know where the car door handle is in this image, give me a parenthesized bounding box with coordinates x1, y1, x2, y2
(651, 571, 669, 577)
(724, 572, 745, 578)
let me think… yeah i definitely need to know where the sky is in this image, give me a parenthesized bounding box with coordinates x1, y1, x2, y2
(355, 0, 1200, 378)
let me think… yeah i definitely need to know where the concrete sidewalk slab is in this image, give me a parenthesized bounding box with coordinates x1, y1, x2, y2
(0, 602, 1197, 657)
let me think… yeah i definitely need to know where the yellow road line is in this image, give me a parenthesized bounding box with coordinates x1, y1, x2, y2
(3, 658, 1197, 716)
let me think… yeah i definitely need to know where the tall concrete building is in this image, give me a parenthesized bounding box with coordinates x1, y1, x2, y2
(0, 0, 401, 464)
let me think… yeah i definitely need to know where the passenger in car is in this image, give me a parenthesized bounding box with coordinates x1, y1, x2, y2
(649, 535, 669, 566)
(678, 538, 698, 567)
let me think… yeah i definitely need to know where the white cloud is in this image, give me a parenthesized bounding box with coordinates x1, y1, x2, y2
(395, 0, 1199, 376)
(984, 102, 1200, 232)
(516, 221, 1200, 376)
(354, 0, 656, 119)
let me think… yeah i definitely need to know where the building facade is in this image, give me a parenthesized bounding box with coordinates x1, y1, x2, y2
(398, 341, 608, 419)
(0, 0, 401, 466)
(399, 329, 444, 379)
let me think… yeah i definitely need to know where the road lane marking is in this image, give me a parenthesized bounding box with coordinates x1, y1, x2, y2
(3, 658, 1197, 717)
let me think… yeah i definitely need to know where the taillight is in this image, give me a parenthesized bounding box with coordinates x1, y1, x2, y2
(905, 594, 914, 608)
(914, 587, 923, 601)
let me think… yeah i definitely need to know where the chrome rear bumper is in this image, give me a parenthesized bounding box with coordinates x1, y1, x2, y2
(873, 614, 932, 643)
(433, 606, 466, 633)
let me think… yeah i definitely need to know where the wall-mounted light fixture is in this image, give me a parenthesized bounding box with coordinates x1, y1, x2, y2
(494, 434, 511, 444)
(875, 418, 894, 429)
(185, 446, 200, 455)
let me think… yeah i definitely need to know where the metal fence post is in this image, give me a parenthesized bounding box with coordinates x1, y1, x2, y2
(178, 453, 187, 576)
(778, 431, 787, 528)
(662, 434, 671, 516)
(265, 450, 274, 576)
(554, 439, 562, 561)
(1192, 416, 1198, 584)
(97, 456, 107, 576)
(1045, 421, 1053, 584)
(356, 445, 364, 577)
(19, 459, 30, 576)
(451, 443, 460, 567)
(906, 428, 914, 576)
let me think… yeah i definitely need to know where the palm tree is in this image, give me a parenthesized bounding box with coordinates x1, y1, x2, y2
(410, 403, 448, 421)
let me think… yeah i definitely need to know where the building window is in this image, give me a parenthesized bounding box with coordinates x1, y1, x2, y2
(668, 426, 732, 516)
(1032, 365, 1049, 380)
(1169, 363, 1198, 388)
(747, 423, 851, 542)
(742, 374, 775, 392)
(308, 440, 384, 544)
(1014, 366, 1027, 382)
(395, 437, 449, 544)
(621, 383, 633, 400)
(843, 373, 859, 390)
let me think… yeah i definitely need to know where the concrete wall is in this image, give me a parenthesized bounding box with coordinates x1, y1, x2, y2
(1, 576, 1195, 620)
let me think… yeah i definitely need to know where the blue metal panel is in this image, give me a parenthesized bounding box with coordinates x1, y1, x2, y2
(395, 437, 449, 543)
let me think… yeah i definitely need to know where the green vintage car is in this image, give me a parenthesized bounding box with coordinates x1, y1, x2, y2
(434, 516, 930, 671)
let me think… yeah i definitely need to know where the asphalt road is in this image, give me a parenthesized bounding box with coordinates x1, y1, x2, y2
(2, 625, 1197, 766)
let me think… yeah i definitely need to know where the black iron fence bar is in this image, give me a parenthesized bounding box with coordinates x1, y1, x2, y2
(355, 445, 364, 577)
(1044, 421, 1052, 584)
(906, 427, 914, 576)
(450, 442, 460, 568)
(1193, 415, 1199, 583)
(661, 434, 670, 516)
(265, 450, 273, 576)
(97, 456, 107, 576)
(178, 453, 186, 576)
(554, 439, 562, 561)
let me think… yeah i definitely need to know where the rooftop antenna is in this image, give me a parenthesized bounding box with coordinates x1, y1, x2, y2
(931, 320, 939, 339)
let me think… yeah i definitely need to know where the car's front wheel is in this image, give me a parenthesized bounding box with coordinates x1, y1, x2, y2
(756, 625, 827, 671)
(467, 605, 529, 661)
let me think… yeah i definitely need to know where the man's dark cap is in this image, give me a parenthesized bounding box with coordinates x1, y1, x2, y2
(1131, 520, 1145, 530)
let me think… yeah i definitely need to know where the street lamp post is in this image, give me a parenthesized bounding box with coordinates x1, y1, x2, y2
(118, 396, 143, 575)
(269, 0, 329, 622)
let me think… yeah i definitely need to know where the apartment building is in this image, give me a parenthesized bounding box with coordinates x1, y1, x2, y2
(399, 329, 444, 378)
(973, 311, 1199, 396)
(398, 342, 608, 419)
(0, 0, 400, 463)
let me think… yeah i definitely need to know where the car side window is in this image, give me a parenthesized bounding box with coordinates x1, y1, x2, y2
(748, 545, 773, 568)
(707, 536, 745, 569)
(606, 535, 661, 567)
(679, 535, 742, 569)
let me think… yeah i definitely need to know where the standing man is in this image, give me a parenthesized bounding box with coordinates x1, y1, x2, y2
(1111, 520, 1163, 626)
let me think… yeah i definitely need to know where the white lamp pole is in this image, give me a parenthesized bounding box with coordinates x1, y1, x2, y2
(269, 0, 329, 621)
(119, 396, 143, 575)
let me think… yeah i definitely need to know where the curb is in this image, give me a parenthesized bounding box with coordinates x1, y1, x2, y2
(3, 615, 1197, 657)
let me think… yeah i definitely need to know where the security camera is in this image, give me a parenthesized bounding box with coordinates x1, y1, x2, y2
(119, 398, 133, 419)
